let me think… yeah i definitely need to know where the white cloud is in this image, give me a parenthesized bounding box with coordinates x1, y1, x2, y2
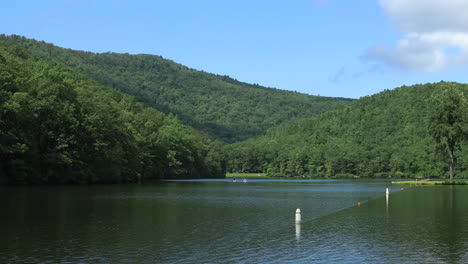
(380, 0, 468, 33)
(363, 0, 468, 72)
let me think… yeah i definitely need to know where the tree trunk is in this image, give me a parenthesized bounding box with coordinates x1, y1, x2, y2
(448, 148, 454, 181)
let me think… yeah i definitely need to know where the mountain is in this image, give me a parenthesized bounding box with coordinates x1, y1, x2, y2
(0, 39, 225, 184)
(225, 82, 468, 178)
(0, 34, 353, 143)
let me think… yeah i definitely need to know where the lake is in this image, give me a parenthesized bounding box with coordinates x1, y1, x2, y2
(1, 179, 467, 263)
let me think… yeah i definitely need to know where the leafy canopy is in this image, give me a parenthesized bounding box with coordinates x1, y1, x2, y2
(0, 34, 353, 143)
(0, 40, 225, 184)
(427, 86, 468, 180)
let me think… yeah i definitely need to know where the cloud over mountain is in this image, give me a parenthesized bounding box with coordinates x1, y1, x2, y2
(363, 0, 468, 72)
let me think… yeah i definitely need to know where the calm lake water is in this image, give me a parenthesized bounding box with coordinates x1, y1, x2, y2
(1, 179, 467, 263)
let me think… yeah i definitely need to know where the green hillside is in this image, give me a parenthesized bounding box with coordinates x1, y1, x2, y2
(3, 34, 464, 182)
(0, 40, 225, 184)
(0, 35, 353, 143)
(225, 82, 468, 178)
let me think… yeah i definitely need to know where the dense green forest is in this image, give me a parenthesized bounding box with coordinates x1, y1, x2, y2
(225, 82, 468, 179)
(0, 35, 353, 143)
(0, 40, 225, 184)
(1, 34, 466, 182)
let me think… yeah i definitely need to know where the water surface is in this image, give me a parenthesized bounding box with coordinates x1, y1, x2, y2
(1, 179, 467, 263)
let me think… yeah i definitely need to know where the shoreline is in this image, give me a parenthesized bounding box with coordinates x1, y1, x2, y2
(392, 180, 467, 185)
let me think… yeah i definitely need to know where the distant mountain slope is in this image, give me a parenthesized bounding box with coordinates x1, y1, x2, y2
(0, 34, 353, 143)
(225, 82, 468, 178)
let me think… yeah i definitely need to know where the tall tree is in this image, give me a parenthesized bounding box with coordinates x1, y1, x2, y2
(428, 86, 468, 180)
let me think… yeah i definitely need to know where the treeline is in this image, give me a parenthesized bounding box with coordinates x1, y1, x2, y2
(0, 35, 353, 143)
(225, 82, 468, 178)
(0, 41, 225, 184)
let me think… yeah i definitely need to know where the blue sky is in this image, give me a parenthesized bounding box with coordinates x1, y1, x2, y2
(2, 0, 468, 98)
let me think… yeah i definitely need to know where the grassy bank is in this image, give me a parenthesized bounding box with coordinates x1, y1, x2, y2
(226, 173, 267, 178)
(392, 180, 467, 185)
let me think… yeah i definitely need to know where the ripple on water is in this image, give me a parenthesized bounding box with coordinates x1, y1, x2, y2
(2, 181, 467, 263)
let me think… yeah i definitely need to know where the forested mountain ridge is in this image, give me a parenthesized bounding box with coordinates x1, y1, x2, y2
(226, 82, 468, 178)
(3, 34, 464, 182)
(0, 34, 353, 143)
(0, 39, 225, 184)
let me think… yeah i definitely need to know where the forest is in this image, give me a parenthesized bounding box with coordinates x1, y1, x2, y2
(0, 34, 352, 143)
(225, 82, 468, 178)
(0, 40, 225, 184)
(1, 34, 467, 183)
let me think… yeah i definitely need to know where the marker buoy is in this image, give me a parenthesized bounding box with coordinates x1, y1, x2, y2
(295, 208, 301, 223)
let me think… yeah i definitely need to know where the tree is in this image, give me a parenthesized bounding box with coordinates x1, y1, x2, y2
(428, 86, 468, 180)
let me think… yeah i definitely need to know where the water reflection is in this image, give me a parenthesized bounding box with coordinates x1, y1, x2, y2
(1, 181, 467, 263)
(386, 194, 389, 210)
(295, 223, 301, 241)
(312, 186, 468, 264)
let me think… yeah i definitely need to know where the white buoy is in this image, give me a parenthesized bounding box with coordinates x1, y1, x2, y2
(386, 188, 390, 196)
(295, 208, 301, 223)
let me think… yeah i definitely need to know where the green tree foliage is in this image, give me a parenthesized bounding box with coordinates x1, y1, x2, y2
(0, 40, 225, 184)
(226, 83, 468, 179)
(0, 35, 353, 143)
(428, 86, 468, 180)
(3, 35, 465, 182)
